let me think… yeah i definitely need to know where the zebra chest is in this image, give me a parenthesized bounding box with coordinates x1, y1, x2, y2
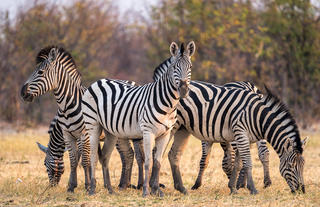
(139, 109, 177, 138)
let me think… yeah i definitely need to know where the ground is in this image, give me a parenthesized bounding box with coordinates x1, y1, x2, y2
(0, 124, 319, 207)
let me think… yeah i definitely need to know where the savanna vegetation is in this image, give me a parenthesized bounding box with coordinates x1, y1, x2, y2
(0, 0, 320, 206)
(0, 0, 319, 126)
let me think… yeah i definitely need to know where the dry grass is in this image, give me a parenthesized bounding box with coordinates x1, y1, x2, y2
(0, 126, 319, 207)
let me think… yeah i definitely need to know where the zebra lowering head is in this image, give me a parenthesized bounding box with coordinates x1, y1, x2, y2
(168, 41, 195, 98)
(37, 141, 65, 186)
(20, 46, 81, 102)
(280, 137, 308, 193)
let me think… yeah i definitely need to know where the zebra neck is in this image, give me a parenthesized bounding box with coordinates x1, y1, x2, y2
(54, 75, 83, 114)
(157, 70, 180, 105)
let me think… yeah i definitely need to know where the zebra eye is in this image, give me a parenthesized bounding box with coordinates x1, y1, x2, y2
(38, 70, 44, 75)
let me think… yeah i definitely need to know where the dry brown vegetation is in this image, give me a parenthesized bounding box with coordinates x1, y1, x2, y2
(0, 126, 319, 207)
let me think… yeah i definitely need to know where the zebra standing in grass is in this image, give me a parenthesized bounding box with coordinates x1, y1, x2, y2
(20, 46, 91, 192)
(152, 59, 272, 190)
(166, 83, 307, 194)
(81, 41, 196, 196)
(151, 63, 307, 194)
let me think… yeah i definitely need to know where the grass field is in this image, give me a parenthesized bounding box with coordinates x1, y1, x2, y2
(0, 125, 319, 207)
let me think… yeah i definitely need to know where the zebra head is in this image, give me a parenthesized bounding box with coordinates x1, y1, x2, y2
(20, 47, 60, 102)
(280, 137, 308, 193)
(169, 41, 195, 98)
(37, 142, 65, 186)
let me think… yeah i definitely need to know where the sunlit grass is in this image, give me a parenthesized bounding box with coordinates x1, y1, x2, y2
(0, 127, 319, 206)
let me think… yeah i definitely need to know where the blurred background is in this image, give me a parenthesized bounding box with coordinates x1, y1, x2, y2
(0, 0, 319, 128)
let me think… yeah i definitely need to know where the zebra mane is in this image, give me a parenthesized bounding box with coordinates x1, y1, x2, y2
(263, 86, 303, 153)
(152, 57, 172, 81)
(36, 46, 81, 79)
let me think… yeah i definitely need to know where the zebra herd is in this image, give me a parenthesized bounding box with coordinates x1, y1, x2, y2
(20, 42, 307, 197)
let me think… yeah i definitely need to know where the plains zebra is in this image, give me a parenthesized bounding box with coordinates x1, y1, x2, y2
(151, 59, 272, 190)
(166, 83, 307, 194)
(20, 46, 90, 192)
(81, 41, 195, 196)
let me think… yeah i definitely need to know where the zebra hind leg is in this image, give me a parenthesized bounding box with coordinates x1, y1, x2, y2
(191, 141, 213, 190)
(228, 150, 241, 194)
(133, 139, 144, 189)
(117, 139, 134, 190)
(236, 159, 246, 189)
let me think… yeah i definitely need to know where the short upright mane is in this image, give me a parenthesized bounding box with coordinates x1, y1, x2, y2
(36, 46, 81, 78)
(264, 86, 303, 153)
(152, 57, 172, 81)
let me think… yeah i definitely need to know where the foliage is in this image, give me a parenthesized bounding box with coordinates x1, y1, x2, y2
(0, 0, 319, 125)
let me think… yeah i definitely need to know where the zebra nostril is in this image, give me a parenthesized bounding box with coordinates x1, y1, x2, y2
(20, 84, 28, 98)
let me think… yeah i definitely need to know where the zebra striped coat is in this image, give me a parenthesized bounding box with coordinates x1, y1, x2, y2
(20, 46, 90, 192)
(152, 58, 271, 190)
(152, 59, 307, 194)
(81, 41, 196, 196)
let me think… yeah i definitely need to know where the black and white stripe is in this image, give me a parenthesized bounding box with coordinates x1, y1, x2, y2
(152, 58, 271, 190)
(20, 46, 91, 192)
(81, 41, 196, 196)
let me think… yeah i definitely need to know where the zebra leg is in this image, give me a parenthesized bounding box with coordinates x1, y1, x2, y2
(235, 134, 258, 195)
(80, 133, 92, 192)
(100, 132, 118, 194)
(142, 132, 155, 197)
(168, 128, 190, 195)
(191, 141, 213, 190)
(236, 160, 246, 189)
(220, 142, 235, 179)
(65, 134, 79, 193)
(87, 125, 102, 195)
(133, 139, 144, 189)
(116, 139, 134, 190)
(228, 149, 241, 194)
(256, 140, 272, 188)
(150, 132, 171, 197)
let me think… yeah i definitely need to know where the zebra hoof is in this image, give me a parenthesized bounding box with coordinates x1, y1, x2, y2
(142, 187, 150, 197)
(250, 189, 258, 195)
(229, 188, 238, 195)
(129, 184, 137, 189)
(137, 184, 143, 190)
(67, 188, 75, 193)
(263, 179, 272, 188)
(88, 189, 95, 195)
(159, 183, 166, 189)
(191, 182, 201, 190)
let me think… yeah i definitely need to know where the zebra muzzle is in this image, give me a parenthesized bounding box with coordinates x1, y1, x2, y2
(20, 84, 34, 102)
(179, 80, 189, 98)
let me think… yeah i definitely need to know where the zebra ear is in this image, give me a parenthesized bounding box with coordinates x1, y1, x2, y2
(301, 136, 309, 149)
(186, 41, 196, 57)
(48, 48, 58, 63)
(170, 42, 179, 56)
(36, 142, 48, 153)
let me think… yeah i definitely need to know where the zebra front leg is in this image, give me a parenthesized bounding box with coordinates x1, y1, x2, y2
(191, 141, 213, 190)
(100, 132, 118, 194)
(150, 132, 171, 197)
(142, 132, 155, 197)
(256, 140, 272, 188)
(88, 125, 102, 195)
(117, 139, 134, 190)
(65, 135, 79, 193)
(235, 134, 258, 195)
(168, 129, 190, 195)
(133, 139, 144, 189)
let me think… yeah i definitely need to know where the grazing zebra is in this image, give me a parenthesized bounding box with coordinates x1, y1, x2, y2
(167, 83, 307, 194)
(20, 46, 91, 192)
(152, 59, 272, 190)
(81, 41, 196, 196)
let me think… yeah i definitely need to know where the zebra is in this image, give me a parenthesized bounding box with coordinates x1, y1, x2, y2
(152, 58, 272, 190)
(192, 82, 272, 190)
(150, 60, 307, 194)
(20, 46, 91, 192)
(81, 41, 196, 196)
